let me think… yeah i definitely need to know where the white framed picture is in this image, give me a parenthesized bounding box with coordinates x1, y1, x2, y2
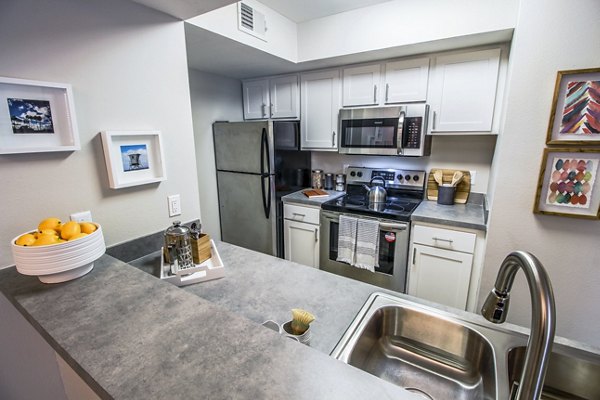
(0, 77, 80, 154)
(100, 130, 167, 189)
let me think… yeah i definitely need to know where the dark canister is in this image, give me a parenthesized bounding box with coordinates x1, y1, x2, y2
(324, 173, 334, 190)
(437, 185, 456, 205)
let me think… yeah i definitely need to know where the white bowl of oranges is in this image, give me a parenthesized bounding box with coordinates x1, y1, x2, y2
(11, 217, 106, 284)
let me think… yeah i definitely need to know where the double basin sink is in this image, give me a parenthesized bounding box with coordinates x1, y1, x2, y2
(331, 293, 600, 399)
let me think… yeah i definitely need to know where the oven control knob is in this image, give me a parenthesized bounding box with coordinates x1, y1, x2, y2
(357, 172, 363, 178)
(396, 174, 403, 181)
(405, 175, 411, 181)
(350, 171, 356, 177)
(413, 175, 420, 182)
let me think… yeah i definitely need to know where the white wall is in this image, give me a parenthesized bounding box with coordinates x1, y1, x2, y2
(313, 135, 497, 194)
(188, 69, 243, 239)
(0, 0, 200, 267)
(483, 0, 600, 347)
(296, 0, 518, 62)
(187, 0, 298, 62)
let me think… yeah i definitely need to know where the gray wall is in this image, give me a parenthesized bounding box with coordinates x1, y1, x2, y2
(0, 294, 67, 399)
(0, 0, 201, 268)
(189, 69, 243, 239)
(483, 0, 600, 346)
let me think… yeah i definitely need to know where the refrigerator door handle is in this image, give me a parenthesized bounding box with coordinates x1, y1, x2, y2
(260, 128, 272, 219)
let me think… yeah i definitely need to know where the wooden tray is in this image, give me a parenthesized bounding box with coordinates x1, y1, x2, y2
(303, 189, 329, 198)
(426, 169, 471, 204)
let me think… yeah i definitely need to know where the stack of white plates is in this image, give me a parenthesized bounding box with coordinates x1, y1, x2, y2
(11, 223, 105, 283)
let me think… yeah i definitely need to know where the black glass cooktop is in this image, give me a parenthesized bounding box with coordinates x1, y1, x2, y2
(321, 194, 421, 221)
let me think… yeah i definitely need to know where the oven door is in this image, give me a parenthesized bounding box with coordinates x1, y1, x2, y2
(319, 210, 409, 293)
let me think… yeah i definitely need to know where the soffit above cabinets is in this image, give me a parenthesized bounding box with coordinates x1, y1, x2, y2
(258, 0, 393, 23)
(185, 22, 513, 80)
(129, 0, 237, 20)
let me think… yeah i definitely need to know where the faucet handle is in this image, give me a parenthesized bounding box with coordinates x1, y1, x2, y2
(481, 289, 510, 323)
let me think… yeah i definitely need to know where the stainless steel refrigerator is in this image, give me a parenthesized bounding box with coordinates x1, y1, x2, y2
(213, 121, 310, 257)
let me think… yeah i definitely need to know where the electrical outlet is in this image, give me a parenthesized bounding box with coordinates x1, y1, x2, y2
(470, 170, 477, 185)
(168, 194, 181, 217)
(70, 211, 93, 222)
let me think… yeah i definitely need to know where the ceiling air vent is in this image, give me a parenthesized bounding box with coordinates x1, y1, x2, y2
(238, 2, 267, 41)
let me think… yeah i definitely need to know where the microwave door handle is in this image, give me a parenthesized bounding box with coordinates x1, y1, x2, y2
(397, 110, 406, 155)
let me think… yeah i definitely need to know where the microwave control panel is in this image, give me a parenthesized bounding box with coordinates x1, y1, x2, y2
(403, 117, 423, 149)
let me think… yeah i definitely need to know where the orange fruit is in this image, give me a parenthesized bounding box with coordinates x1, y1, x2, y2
(60, 221, 81, 240)
(33, 234, 60, 246)
(16, 233, 37, 246)
(79, 222, 97, 234)
(68, 232, 89, 241)
(38, 217, 62, 233)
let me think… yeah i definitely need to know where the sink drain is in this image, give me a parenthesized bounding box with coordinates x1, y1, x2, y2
(404, 387, 434, 400)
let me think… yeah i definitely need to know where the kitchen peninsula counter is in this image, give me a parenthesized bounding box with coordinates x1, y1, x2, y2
(0, 242, 418, 400)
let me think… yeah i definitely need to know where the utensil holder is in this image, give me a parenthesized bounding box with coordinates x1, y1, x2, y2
(191, 233, 211, 264)
(437, 185, 456, 205)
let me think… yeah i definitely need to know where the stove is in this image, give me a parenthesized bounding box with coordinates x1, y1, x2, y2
(321, 167, 426, 221)
(319, 167, 426, 293)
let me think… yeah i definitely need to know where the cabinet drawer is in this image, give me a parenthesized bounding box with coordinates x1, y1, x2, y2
(412, 225, 476, 254)
(284, 204, 320, 225)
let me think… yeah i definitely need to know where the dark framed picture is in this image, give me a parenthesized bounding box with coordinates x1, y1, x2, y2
(534, 148, 600, 219)
(0, 77, 79, 153)
(101, 131, 166, 189)
(546, 68, 600, 145)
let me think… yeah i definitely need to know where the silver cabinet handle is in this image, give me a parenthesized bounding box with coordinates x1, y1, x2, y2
(432, 110, 437, 130)
(314, 228, 318, 242)
(270, 103, 274, 117)
(385, 83, 389, 102)
(412, 247, 416, 265)
(332, 131, 336, 147)
(432, 237, 453, 244)
(262, 103, 267, 117)
(373, 85, 377, 103)
(292, 212, 305, 218)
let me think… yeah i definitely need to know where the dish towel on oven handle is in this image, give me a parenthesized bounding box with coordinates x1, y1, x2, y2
(354, 218, 380, 272)
(336, 215, 357, 265)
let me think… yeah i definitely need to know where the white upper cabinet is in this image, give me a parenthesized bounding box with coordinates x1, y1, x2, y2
(269, 75, 299, 119)
(243, 78, 269, 120)
(300, 69, 341, 151)
(384, 58, 429, 103)
(243, 74, 299, 120)
(342, 64, 381, 107)
(428, 48, 501, 133)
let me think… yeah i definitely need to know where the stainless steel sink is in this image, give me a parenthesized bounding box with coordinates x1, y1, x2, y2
(508, 346, 600, 399)
(332, 292, 600, 400)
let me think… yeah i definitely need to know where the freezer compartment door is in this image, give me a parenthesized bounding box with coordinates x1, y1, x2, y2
(214, 121, 273, 174)
(217, 170, 276, 256)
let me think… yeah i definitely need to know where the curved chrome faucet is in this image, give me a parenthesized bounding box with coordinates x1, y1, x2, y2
(481, 251, 556, 400)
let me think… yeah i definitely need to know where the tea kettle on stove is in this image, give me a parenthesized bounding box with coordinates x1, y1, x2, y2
(364, 176, 387, 210)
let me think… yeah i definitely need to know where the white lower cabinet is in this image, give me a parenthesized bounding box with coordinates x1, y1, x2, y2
(408, 223, 485, 311)
(283, 204, 320, 268)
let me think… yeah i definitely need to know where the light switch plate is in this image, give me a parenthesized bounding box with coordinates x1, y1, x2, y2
(168, 194, 181, 217)
(470, 171, 477, 185)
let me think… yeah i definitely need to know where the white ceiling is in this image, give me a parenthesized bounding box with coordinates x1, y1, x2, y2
(257, 0, 394, 23)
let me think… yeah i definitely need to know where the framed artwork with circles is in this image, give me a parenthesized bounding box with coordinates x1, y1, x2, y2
(534, 148, 600, 219)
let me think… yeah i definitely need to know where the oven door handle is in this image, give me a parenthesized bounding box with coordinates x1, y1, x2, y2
(379, 222, 408, 231)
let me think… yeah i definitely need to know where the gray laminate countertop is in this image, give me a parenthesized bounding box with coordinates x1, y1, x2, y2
(411, 200, 487, 232)
(282, 189, 344, 207)
(0, 243, 419, 400)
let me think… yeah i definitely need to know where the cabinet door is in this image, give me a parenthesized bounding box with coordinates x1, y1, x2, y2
(342, 64, 381, 107)
(408, 244, 473, 310)
(269, 75, 299, 119)
(284, 219, 319, 268)
(243, 78, 269, 120)
(300, 69, 341, 150)
(384, 58, 429, 103)
(429, 48, 501, 133)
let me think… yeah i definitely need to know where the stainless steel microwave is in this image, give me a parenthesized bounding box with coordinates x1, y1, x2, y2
(338, 105, 431, 156)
